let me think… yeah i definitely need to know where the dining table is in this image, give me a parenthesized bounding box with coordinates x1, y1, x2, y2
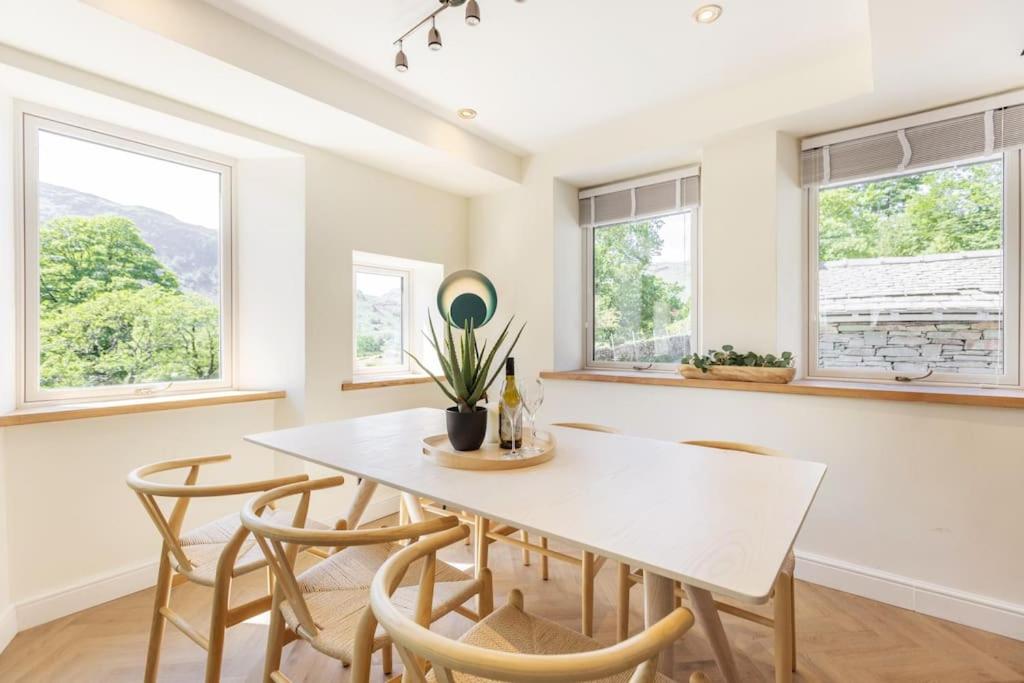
(246, 407, 826, 682)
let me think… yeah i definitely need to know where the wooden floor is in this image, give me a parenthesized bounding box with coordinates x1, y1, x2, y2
(1, 535, 1022, 682)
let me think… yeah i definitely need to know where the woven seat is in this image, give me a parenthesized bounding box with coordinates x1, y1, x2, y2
(425, 603, 673, 683)
(174, 509, 328, 586)
(278, 543, 477, 662)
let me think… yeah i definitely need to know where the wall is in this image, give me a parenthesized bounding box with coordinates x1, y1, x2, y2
(468, 125, 1024, 640)
(0, 90, 15, 649)
(0, 93, 470, 638)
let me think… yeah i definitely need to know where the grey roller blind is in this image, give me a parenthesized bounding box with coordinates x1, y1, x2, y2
(801, 103, 1024, 187)
(579, 173, 700, 227)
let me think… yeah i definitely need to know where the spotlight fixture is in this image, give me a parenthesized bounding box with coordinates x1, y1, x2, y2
(394, 41, 408, 72)
(693, 4, 722, 23)
(457, 108, 477, 120)
(465, 0, 480, 25)
(392, 0, 524, 72)
(428, 17, 442, 50)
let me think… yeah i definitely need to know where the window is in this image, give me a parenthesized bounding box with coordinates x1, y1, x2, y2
(805, 111, 1023, 385)
(19, 109, 233, 403)
(353, 264, 411, 375)
(580, 170, 701, 370)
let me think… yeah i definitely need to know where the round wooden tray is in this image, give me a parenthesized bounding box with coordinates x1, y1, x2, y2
(422, 432, 556, 471)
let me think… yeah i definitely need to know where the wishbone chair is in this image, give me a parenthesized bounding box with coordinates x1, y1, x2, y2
(242, 476, 493, 683)
(369, 523, 710, 682)
(127, 454, 330, 683)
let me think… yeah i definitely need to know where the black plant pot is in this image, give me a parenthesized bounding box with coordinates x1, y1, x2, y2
(446, 405, 487, 451)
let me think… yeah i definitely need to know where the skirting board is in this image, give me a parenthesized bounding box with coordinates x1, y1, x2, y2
(795, 550, 1024, 641)
(7, 495, 402, 641)
(0, 606, 16, 654)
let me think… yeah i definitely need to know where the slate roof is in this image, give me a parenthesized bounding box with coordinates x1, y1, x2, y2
(819, 250, 1002, 317)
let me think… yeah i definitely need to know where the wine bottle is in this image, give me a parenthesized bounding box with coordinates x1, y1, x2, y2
(498, 357, 522, 449)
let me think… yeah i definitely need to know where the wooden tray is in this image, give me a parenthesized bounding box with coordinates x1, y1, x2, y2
(422, 432, 556, 471)
(678, 364, 796, 384)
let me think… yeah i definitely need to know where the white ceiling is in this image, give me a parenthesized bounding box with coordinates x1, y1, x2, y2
(204, 0, 871, 154)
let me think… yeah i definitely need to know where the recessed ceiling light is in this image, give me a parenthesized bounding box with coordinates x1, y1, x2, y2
(457, 108, 478, 120)
(693, 4, 722, 23)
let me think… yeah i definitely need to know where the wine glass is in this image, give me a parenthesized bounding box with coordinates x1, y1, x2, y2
(520, 378, 545, 455)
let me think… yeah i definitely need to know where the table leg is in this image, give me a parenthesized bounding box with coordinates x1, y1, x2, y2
(682, 583, 741, 683)
(643, 571, 676, 675)
(344, 479, 378, 530)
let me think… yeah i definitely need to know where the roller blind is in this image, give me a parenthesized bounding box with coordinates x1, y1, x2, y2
(579, 172, 699, 228)
(801, 103, 1024, 187)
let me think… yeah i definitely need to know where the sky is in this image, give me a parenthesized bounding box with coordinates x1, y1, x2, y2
(38, 130, 221, 231)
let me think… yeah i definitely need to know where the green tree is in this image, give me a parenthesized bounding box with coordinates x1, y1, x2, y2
(39, 215, 179, 309)
(819, 161, 1002, 261)
(593, 219, 689, 355)
(37, 214, 219, 389)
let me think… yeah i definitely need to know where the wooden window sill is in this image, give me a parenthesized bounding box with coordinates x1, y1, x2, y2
(539, 370, 1024, 409)
(0, 389, 287, 427)
(341, 375, 439, 391)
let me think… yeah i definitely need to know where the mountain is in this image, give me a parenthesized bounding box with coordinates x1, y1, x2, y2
(38, 183, 219, 300)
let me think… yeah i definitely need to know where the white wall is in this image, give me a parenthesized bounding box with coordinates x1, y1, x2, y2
(468, 123, 1024, 640)
(0, 90, 16, 648)
(0, 92, 471, 638)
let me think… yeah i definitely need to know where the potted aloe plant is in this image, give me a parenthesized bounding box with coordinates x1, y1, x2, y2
(407, 314, 525, 451)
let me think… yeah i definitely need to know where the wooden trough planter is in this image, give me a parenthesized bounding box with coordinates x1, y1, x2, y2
(678, 364, 797, 384)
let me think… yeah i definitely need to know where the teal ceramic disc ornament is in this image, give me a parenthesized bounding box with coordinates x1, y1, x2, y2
(437, 270, 497, 328)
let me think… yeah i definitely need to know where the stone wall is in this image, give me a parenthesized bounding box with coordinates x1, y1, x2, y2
(818, 321, 1002, 373)
(595, 333, 691, 363)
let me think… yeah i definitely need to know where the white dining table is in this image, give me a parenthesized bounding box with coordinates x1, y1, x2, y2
(246, 407, 826, 682)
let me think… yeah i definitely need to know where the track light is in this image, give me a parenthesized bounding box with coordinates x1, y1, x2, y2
(392, 0, 525, 70)
(428, 17, 442, 51)
(394, 41, 408, 72)
(465, 0, 480, 25)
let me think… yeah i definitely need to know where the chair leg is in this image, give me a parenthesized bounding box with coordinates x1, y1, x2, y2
(204, 574, 232, 683)
(617, 562, 631, 642)
(381, 644, 393, 674)
(773, 569, 796, 683)
(581, 551, 595, 637)
(263, 591, 287, 683)
(143, 551, 174, 683)
(520, 529, 531, 566)
(540, 537, 549, 580)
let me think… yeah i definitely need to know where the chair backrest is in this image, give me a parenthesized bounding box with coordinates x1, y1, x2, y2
(126, 454, 308, 574)
(369, 524, 695, 682)
(680, 440, 784, 458)
(241, 477, 461, 640)
(550, 422, 620, 434)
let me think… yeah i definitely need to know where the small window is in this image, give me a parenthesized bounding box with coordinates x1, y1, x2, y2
(20, 110, 233, 403)
(586, 211, 698, 369)
(809, 155, 1020, 384)
(353, 264, 411, 375)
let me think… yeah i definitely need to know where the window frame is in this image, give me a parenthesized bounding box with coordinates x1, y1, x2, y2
(805, 151, 1022, 387)
(351, 262, 413, 377)
(16, 104, 236, 405)
(583, 207, 701, 372)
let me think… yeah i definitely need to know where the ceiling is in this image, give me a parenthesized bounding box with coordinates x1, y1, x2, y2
(1, 1, 1023, 196)
(204, 0, 871, 154)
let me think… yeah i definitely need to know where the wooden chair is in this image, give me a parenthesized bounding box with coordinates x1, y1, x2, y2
(241, 476, 493, 683)
(458, 421, 621, 638)
(127, 454, 327, 683)
(617, 440, 797, 682)
(369, 523, 709, 682)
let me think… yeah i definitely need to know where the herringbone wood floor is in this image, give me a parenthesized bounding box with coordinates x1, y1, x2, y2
(1, 533, 1022, 682)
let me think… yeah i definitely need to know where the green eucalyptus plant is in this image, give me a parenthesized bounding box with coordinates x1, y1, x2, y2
(406, 313, 525, 413)
(682, 345, 794, 373)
